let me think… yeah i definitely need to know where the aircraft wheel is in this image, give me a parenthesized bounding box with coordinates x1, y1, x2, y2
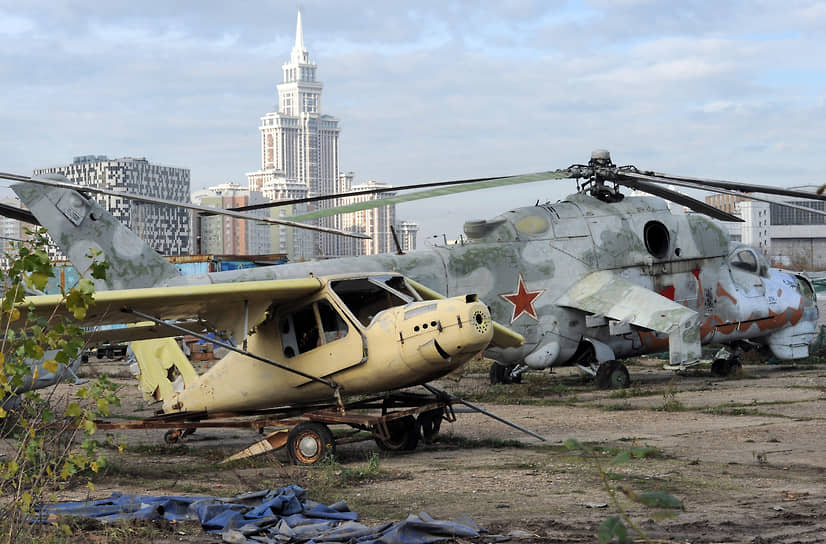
(164, 429, 182, 445)
(489, 363, 522, 385)
(376, 415, 419, 451)
(712, 358, 741, 377)
(417, 408, 443, 444)
(287, 422, 335, 465)
(711, 358, 731, 377)
(595, 360, 630, 390)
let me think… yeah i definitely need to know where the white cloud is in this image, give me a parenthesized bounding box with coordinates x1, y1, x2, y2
(1, 1, 826, 240)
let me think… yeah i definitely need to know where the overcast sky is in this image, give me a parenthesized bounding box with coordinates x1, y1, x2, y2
(2, 1, 825, 242)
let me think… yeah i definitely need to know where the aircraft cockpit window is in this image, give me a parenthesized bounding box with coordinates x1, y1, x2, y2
(280, 300, 348, 358)
(730, 249, 759, 274)
(331, 278, 409, 326)
(381, 276, 420, 301)
(318, 300, 349, 343)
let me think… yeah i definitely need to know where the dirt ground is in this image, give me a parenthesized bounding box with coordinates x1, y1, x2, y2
(27, 354, 822, 543)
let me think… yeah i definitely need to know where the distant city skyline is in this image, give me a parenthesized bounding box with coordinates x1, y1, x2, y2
(2, 2, 825, 240)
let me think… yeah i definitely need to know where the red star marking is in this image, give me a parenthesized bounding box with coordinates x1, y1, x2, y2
(499, 273, 546, 324)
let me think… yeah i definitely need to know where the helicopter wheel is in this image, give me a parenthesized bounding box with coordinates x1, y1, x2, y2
(712, 357, 741, 377)
(489, 363, 522, 385)
(417, 408, 443, 445)
(375, 415, 419, 451)
(287, 422, 335, 465)
(595, 360, 630, 390)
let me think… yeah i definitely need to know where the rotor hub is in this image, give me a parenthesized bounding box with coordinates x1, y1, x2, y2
(568, 150, 624, 203)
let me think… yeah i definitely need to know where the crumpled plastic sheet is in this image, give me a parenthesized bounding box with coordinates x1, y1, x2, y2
(32, 484, 487, 543)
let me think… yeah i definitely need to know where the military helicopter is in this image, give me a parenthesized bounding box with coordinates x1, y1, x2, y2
(1, 149, 822, 398)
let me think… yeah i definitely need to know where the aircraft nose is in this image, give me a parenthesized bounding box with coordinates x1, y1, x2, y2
(400, 297, 493, 365)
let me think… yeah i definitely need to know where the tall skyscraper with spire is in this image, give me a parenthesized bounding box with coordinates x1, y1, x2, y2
(247, 10, 342, 257)
(246, 10, 417, 258)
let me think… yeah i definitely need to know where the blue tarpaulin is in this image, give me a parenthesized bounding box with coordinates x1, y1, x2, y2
(32, 485, 486, 543)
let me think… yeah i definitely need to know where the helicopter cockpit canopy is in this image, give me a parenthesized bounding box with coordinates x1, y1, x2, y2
(728, 244, 769, 277)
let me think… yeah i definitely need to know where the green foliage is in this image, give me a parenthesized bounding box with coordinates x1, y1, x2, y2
(564, 438, 683, 543)
(0, 229, 119, 543)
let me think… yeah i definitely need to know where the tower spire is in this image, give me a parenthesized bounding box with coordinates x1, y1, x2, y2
(291, 9, 308, 63)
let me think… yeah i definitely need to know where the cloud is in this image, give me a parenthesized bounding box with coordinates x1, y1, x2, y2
(1, 1, 826, 240)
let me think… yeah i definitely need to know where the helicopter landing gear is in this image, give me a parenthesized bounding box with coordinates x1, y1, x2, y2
(287, 422, 336, 465)
(489, 362, 523, 385)
(595, 360, 631, 390)
(711, 347, 743, 377)
(375, 415, 419, 451)
(711, 357, 742, 377)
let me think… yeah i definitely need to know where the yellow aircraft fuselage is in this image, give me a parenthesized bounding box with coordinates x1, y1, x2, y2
(162, 280, 493, 414)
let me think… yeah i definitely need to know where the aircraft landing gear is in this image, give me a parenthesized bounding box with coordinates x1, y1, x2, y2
(595, 360, 630, 390)
(711, 347, 743, 377)
(711, 357, 742, 377)
(489, 362, 523, 385)
(375, 415, 419, 451)
(417, 408, 443, 444)
(287, 422, 335, 465)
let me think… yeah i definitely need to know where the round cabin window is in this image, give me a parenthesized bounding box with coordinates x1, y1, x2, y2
(643, 221, 670, 259)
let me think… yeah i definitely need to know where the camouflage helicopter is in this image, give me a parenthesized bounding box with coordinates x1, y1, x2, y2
(1, 149, 822, 397)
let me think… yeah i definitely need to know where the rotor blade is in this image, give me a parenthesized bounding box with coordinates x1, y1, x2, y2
(638, 170, 826, 203)
(0, 201, 39, 225)
(228, 171, 568, 213)
(616, 174, 743, 222)
(621, 171, 826, 220)
(0, 172, 370, 240)
(286, 170, 570, 222)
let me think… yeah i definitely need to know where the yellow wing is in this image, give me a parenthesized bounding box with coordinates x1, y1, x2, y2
(20, 278, 323, 342)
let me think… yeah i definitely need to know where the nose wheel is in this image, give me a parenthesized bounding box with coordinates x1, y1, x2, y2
(489, 363, 523, 384)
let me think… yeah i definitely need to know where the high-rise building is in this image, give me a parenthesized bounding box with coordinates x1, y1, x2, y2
(245, 10, 420, 258)
(35, 156, 191, 256)
(396, 221, 419, 253)
(339, 180, 397, 255)
(192, 183, 270, 256)
(0, 198, 27, 268)
(247, 9, 341, 257)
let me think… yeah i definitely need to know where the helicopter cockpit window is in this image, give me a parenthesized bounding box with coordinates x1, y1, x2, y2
(331, 277, 410, 327)
(280, 300, 349, 358)
(730, 249, 759, 275)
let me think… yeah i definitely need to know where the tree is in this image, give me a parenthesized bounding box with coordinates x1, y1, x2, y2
(0, 227, 119, 542)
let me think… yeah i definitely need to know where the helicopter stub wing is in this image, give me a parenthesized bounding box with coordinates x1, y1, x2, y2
(556, 271, 701, 367)
(19, 277, 323, 342)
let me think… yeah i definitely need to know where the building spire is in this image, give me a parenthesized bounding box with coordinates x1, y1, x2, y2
(291, 9, 308, 63)
(295, 9, 305, 51)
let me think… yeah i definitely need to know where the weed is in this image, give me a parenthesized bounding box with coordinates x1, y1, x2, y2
(609, 384, 654, 399)
(564, 438, 684, 543)
(660, 379, 685, 412)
